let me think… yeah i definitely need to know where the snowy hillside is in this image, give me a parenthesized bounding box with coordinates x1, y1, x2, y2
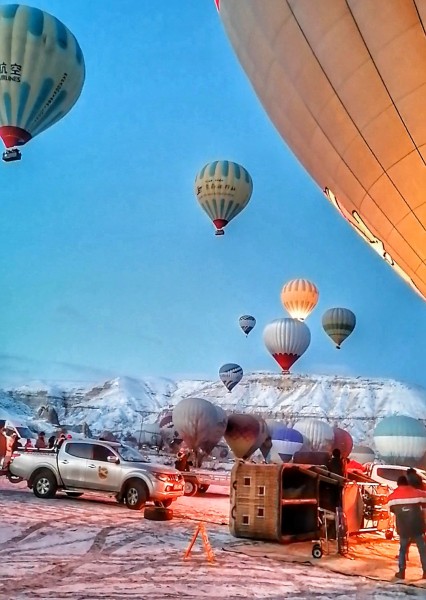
(1, 372, 426, 446)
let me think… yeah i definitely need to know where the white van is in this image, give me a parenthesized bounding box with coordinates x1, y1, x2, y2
(1, 418, 37, 448)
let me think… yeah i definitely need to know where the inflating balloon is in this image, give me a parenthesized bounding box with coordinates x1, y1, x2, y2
(194, 160, 253, 235)
(333, 427, 353, 459)
(293, 419, 334, 452)
(224, 413, 264, 459)
(0, 4, 85, 162)
(280, 279, 319, 321)
(239, 315, 256, 336)
(266, 421, 304, 462)
(322, 308, 356, 349)
(219, 363, 243, 392)
(216, 1, 426, 301)
(263, 318, 311, 373)
(172, 397, 227, 455)
(374, 415, 426, 467)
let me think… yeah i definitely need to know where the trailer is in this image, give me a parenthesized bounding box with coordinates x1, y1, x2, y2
(182, 468, 231, 496)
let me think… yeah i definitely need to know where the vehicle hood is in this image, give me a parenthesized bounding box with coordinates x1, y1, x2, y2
(128, 461, 181, 475)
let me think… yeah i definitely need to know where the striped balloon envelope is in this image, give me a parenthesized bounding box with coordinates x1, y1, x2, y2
(0, 4, 85, 156)
(219, 363, 243, 392)
(280, 279, 319, 321)
(238, 314, 256, 336)
(194, 160, 253, 235)
(322, 308, 356, 349)
(263, 318, 311, 373)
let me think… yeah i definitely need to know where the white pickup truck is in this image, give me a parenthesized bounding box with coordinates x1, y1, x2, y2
(9, 438, 184, 509)
(363, 463, 426, 490)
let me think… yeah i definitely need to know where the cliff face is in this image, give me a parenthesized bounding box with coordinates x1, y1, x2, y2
(1, 372, 425, 445)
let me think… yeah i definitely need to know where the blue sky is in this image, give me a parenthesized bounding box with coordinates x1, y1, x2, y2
(0, 0, 425, 388)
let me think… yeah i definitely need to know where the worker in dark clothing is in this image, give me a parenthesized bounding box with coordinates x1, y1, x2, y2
(327, 448, 345, 477)
(387, 475, 426, 580)
(406, 467, 425, 490)
(174, 449, 191, 472)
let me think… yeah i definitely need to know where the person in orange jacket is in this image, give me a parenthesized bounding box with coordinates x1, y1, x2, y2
(387, 475, 426, 580)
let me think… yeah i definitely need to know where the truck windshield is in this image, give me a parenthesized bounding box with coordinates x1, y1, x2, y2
(16, 426, 34, 439)
(117, 445, 149, 462)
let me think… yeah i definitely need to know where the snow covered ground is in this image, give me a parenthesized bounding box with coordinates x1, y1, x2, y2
(0, 478, 424, 599)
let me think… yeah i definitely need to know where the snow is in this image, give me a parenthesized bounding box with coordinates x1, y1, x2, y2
(1, 372, 426, 446)
(0, 478, 424, 599)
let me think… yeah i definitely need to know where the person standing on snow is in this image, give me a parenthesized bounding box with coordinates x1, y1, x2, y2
(387, 475, 426, 580)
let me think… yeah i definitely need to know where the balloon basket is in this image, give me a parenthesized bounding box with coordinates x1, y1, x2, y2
(215, 229, 225, 236)
(2, 148, 21, 162)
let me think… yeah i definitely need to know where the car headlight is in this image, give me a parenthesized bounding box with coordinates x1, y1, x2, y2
(151, 471, 170, 482)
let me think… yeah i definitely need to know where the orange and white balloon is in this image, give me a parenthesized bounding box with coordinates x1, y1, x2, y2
(280, 279, 319, 321)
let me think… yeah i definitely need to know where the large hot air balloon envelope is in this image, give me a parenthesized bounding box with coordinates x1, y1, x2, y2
(239, 315, 256, 336)
(194, 160, 253, 235)
(216, 1, 426, 302)
(0, 4, 85, 162)
(374, 415, 426, 466)
(267, 421, 304, 462)
(349, 445, 375, 466)
(280, 279, 319, 321)
(293, 419, 334, 452)
(263, 318, 311, 373)
(172, 398, 227, 455)
(322, 308, 356, 349)
(333, 427, 353, 459)
(224, 413, 264, 459)
(219, 363, 243, 392)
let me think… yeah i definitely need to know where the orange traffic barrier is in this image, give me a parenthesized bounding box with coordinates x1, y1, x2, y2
(183, 522, 215, 563)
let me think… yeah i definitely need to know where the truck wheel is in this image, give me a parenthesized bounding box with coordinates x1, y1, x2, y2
(154, 499, 173, 508)
(184, 480, 198, 496)
(198, 485, 209, 494)
(33, 470, 57, 499)
(144, 506, 173, 521)
(125, 479, 148, 510)
(65, 492, 83, 498)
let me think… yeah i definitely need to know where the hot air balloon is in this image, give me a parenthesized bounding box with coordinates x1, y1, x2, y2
(333, 427, 353, 459)
(256, 416, 271, 459)
(158, 411, 182, 449)
(239, 314, 256, 336)
(322, 308, 356, 349)
(224, 413, 264, 459)
(280, 279, 319, 321)
(194, 160, 253, 235)
(216, 1, 426, 302)
(219, 363, 243, 392)
(172, 398, 227, 458)
(267, 421, 304, 462)
(0, 4, 85, 162)
(293, 419, 334, 453)
(349, 445, 375, 466)
(263, 318, 311, 373)
(374, 415, 426, 467)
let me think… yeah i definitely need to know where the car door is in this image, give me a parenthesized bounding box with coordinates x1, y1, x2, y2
(59, 442, 93, 488)
(84, 443, 122, 491)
